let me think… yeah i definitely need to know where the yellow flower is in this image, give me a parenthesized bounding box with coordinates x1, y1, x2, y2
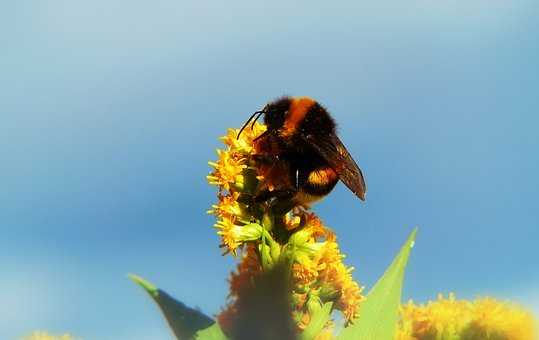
(467, 297, 537, 340)
(303, 211, 335, 241)
(208, 193, 244, 220)
(316, 240, 364, 322)
(22, 332, 75, 340)
(396, 294, 537, 340)
(207, 148, 247, 192)
(220, 125, 267, 154)
(214, 216, 264, 255)
(292, 262, 319, 286)
(207, 125, 265, 193)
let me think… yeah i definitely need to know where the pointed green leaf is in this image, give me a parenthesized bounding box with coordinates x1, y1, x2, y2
(129, 274, 214, 340)
(299, 302, 333, 340)
(337, 228, 417, 340)
(195, 323, 228, 340)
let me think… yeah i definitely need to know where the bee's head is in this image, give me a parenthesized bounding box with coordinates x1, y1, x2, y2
(262, 97, 291, 131)
(237, 97, 292, 139)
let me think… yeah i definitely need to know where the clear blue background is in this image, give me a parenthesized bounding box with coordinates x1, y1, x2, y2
(1, 1, 538, 339)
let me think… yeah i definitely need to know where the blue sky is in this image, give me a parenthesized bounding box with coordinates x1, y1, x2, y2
(1, 1, 538, 339)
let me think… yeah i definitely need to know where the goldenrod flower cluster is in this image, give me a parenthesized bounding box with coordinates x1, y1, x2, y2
(207, 123, 364, 332)
(22, 331, 75, 340)
(396, 293, 537, 340)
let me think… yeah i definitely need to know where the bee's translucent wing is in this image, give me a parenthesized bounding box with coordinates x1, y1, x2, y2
(303, 134, 366, 201)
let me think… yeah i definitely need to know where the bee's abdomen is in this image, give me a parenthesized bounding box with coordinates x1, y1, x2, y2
(295, 166, 339, 204)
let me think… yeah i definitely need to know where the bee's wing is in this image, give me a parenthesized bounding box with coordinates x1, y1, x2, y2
(304, 134, 366, 201)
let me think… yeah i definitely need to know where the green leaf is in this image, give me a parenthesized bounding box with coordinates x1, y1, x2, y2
(129, 274, 215, 340)
(195, 323, 228, 340)
(299, 302, 333, 340)
(337, 228, 417, 340)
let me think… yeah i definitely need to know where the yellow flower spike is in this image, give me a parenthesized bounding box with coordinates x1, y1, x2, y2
(396, 294, 537, 340)
(22, 332, 75, 340)
(209, 123, 365, 332)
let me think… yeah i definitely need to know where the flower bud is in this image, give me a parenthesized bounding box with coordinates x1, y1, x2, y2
(289, 229, 310, 246)
(236, 223, 263, 241)
(307, 294, 323, 315)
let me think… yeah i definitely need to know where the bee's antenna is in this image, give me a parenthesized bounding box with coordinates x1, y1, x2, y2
(237, 110, 264, 139)
(250, 111, 265, 131)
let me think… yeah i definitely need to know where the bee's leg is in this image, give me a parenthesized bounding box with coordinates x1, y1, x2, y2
(236, 191, 264, 220)
(253, 188, 296, 216)
(268, 169, 301, 215)
(254, 188, 295, 203)
(257, 167, 303, 215)
(270, 198, 297, 216)
(252, 154, 279, 164)
(236, 188, 293, 220)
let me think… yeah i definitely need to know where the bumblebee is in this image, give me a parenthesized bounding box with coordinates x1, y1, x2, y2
(238, 96, 366, 214)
